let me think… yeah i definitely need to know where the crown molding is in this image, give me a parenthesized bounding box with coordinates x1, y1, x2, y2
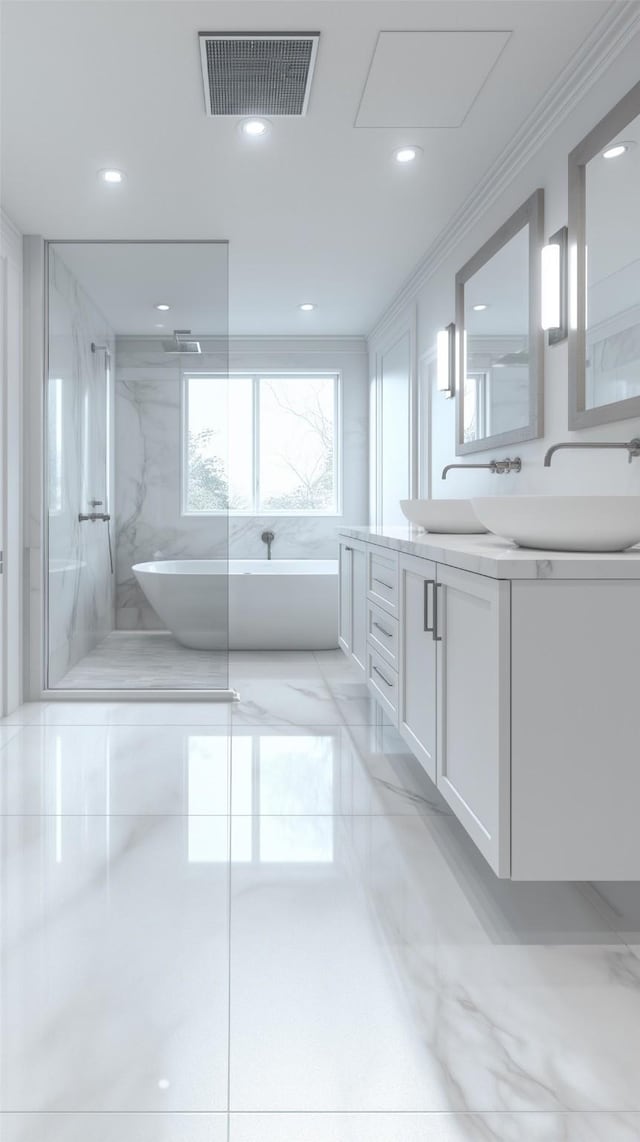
(368, 0, 640, 346)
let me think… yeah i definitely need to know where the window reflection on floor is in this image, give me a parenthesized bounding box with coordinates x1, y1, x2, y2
(187, 734, 336, 864)
(187, 735, 230, 864)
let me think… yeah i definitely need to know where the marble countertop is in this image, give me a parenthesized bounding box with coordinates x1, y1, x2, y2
(338, 525, 640, 580)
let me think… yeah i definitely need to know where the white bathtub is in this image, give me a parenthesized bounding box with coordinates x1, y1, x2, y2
(132, 559, 339, 651)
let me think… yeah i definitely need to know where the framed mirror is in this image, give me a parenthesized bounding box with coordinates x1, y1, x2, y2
(569, 80, 640, 427)
(455, 188, 544, 455)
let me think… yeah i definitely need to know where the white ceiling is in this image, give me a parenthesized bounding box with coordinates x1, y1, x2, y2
(53, 242, 229, 334)
(355, 30, 511, 127)
(0, 0, 610, 336)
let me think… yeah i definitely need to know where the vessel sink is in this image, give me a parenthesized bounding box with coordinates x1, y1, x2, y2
(471, 496, 640, 552)
(400, 499, 488, 534)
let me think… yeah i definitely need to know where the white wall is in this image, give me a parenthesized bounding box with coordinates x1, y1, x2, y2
(115, 335, 369, 630)
(370, 27, 640, 502)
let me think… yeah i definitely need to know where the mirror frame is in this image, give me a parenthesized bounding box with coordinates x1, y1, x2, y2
(568, 79, 640, 428)
(455, 188, 544, 455)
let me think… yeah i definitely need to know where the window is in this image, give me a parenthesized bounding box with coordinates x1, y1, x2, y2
(182, 373, 340, 514)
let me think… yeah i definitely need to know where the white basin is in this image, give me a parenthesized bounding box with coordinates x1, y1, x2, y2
(400, 499, 488, 534)
(471, 496, 640, 552)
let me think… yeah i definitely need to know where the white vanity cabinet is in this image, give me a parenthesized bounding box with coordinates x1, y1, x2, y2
(338, 538, 367, 677)
(339, 528, 640, 880)
(397, 556, 509, 873)
(436, 565, 510, 875)
(398, 554, 437, 783)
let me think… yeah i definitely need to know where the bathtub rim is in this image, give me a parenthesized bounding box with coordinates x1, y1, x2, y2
(133, 558, 339, 577)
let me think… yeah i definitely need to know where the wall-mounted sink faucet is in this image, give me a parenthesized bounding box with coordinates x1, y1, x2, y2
(544, 439, 640, 466)
(442, 458, 522, 480)
(261, 529, 275, 559)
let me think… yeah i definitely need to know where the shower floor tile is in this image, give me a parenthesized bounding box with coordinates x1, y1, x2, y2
(55, 631, 229, 690)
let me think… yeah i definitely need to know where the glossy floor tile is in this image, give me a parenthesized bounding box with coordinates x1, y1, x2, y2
(0, 724, 230, 815)
(0, 814, 230, 1113)
(1, 652, 639, 1133)
(0, 700, 234, 726)
(228, 1112, 640, 1141)
(2, 1114, 228, 1142)
(228, 812, 640, 1114)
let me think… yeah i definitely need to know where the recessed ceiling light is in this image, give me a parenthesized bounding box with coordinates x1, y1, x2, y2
(602, 143, 629, 159)
(299, 302, 316, 311)
(473, 303, 489, 312)
(393, 146, 421, 164)
(99, 168, 125, 184)
(239, 117, 271, 138)
(155, 323, 165, 329)
(155, 303, 170, 311)
(157, 1079, 170, 1091)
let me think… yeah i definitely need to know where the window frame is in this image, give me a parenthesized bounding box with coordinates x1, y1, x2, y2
(181, 370, 342, 517)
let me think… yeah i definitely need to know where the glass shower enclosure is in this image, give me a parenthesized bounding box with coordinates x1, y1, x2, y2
(45, 240, 232, 695)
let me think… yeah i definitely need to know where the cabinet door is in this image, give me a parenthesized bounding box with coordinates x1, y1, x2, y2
(398, 553, 437, 782)
(351, 542, 367, 677)
(338, 541, 353, 656)
(436, 565, 510, 876)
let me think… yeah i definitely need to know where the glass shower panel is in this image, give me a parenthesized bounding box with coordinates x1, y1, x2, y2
(46, 241, 229, 693)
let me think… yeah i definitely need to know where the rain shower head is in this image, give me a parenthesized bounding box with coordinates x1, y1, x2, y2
(161, 330, 202, 354)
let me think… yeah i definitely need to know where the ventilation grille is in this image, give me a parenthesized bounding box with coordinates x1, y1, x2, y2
(199, 33, 320, 116)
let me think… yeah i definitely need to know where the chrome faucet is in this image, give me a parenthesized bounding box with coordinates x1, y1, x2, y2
(78, 499, 111, 523)
(261, 529, 275, 559)
(442, 457, 522, 479)
(544, 439, 640, 466)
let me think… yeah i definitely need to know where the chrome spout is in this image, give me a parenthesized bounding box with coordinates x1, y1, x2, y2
(261, 529, 275, 559)
(442, 458, 521, 479)
(544, 439, 640, 466)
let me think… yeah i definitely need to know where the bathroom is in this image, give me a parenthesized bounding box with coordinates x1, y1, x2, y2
(38, 240, 368, 692)
(3, 2, 640, 1140)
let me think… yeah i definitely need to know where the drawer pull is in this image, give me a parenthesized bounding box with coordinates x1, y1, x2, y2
(372, 576, 394, 591)
(373, 620, 392, 639)
(372, 664, 393, 688)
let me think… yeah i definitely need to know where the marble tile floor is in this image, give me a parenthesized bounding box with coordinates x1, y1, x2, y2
(2, 653, 640, 1142)
(55, 631, 229, 690)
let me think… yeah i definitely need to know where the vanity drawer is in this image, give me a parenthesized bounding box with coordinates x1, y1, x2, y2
(367, 547, 399, 617)
(366, 646, 398, 724)
(367, 600, 399, 668)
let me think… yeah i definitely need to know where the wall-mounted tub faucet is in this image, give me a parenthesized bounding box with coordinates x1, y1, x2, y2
(544, 439, 640, 466)
(442, 458, 522, 479)
(261, 530, 275, 560)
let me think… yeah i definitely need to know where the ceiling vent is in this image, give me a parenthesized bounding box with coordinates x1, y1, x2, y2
(199, 32, 320, 117)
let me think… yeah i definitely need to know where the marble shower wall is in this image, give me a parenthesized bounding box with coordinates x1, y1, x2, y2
(114, 336, 369, 630)
(47, 248, 116, 684)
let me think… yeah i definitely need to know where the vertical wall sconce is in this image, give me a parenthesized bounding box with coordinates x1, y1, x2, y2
(541, 225, 568, 344)
(436, 322, 455, 398)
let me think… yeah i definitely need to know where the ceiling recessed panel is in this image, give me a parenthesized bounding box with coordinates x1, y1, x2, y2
(355, 30, 512, 128)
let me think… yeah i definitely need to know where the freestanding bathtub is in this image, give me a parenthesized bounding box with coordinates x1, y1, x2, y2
(132, 559, 339, 651)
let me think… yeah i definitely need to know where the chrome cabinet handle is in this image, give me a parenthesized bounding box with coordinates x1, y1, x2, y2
(372, 576, 393, 590)
(372, 664, 393, 688)
(373, 621, 392, 639)
(433, 582, 443, 642)
(423, 579, 435, 633)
